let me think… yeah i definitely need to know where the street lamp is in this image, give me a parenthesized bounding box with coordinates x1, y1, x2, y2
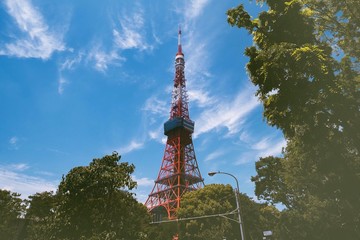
(208, 171, 245, 240)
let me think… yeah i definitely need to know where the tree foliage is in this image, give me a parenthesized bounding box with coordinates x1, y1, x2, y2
(23, 152, 151, 240)
(25, 191, 58, 240)
(177, 184, 279, 240)
(55, 152, 150, 240)
(251, 156, 291, 207)
(178, 184, 235, 240)
(303, 0, 360, 64)
(228, 0, 360, 238)
(0, 189, 25, 239)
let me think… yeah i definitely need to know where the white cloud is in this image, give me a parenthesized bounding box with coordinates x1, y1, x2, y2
(1, 0, 65, 59)
(184, 0, 210, 20)
(9, 136, 19, 150)
(36, 171, 55, 177)
(149, 129, 161, 140)
(9, 163, 29, 171)
(60, 52, 84, 71)
(194, 86, 259, 138)
(87, 47, 123, 72)
(117, 140, 144, 155)
(56, 52, 84, 94)
(188, 88, 214, 108)
(9, 136, 18, 145)
(142, 96, 168, 116)
(148, 126, 166, 144)
(0, 165, 57, 199)
(58, 76, 68, 95)
(239, 131, 252, 144)
(113, 9, 150, 51)
(184, 39, 211, 83)
(236, 152, 257, 165)
(87, 6, 150, 73)
(204, 149, 226, 162)
(132, 176, 154, 187)
(142, 95, 169, 143)
(252, 137, 271, 150)
(236, 138, 286, 165)
(257, 139, 286, 158)
(114, 28, 146, 51)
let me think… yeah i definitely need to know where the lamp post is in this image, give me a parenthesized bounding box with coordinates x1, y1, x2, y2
(208, 171, 245, 240)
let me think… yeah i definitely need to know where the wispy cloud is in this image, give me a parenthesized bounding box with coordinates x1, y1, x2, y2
(9, 136, 18, 145)
(252, 137, 272, 151)
(204, 149, 226, 162)
(176, 0, 210, 21)
(113, 7, 150, 51)
(9, 163, 29, 171)
(9, 136, 19, 150)
(9, 136, 19, 145)
(184, 37, 211, 85)
(256, 138, 286, 159)
(57, 52, 84, 94)
(46, 148, 69, 155)
(142, 96, 168, 116)
(236, 137, 286, 165)
(87, 47, 123, 72)
(0, 165, 57, 199)
(132, 176, 154, 187)
(0, 0, 66, 59)
(188, 89, 214, 108)
(57, 76, 68, 95)
(194, 86, 259, 138)
(148, 126, 166, 144)
(239, 131, 253, 144)
(87, 8, 150, 72)
(117, 140, 144, 155)
(184, 0, 210, 20)
(60, 52, 84, 71)
(141, 95, 169, 143)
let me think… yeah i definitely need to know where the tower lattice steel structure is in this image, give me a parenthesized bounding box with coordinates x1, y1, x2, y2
(145, 29, 204, 220)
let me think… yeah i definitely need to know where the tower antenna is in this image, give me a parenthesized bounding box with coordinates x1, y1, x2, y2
(178, 25, 182, 54)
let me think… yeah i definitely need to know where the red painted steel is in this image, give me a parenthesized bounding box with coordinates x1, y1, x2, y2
(145, 29, 204, 220)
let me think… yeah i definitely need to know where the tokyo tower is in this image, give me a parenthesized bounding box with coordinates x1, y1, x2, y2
(145, 28, 204, 220)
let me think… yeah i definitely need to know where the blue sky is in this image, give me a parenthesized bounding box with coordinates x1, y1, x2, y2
(0, 0, 285, 203)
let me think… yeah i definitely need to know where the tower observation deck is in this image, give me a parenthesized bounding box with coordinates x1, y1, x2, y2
(145, 28, 204, 220)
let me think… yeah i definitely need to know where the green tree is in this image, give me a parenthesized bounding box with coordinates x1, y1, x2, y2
(303, 0, 360, 63)
(177, 184, 279, 240)
(251, 156, 291, 208)
(24, 191, 58, 240)
(0, 189, 25, 239)
(52, 152, 150, 240)
(227, 0, 360, 239)
(145, 220, 179, 240)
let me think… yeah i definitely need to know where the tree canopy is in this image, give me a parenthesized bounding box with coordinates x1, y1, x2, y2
(0, 189, 25, 239)
(22, 152, 152, 240)
(3, 153, 206, 240)
(227, 0, 360, 238)
(24, 191, 58, 240)
(177, 184, 279, 240)
(56, 153, 150, 239)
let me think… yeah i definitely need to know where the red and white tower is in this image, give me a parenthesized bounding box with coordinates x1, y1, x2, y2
(145, 28, 204, 220)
